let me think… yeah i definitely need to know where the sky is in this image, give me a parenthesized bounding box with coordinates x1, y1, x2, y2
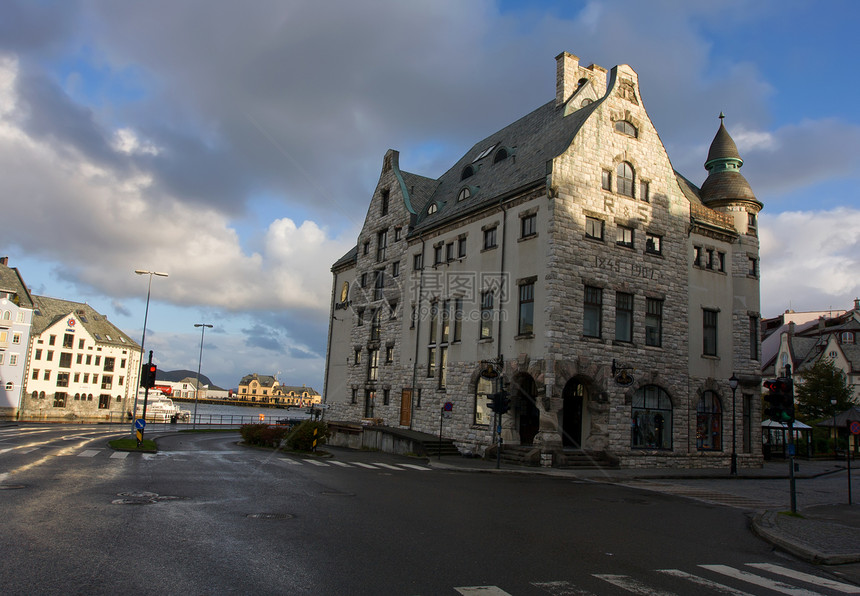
(1, 0, 859, 392)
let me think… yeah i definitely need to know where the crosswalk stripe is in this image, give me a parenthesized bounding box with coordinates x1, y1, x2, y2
(657, 569, 754, 595)
(745, 563, 860, 593)
(371, 462, 403, 470)
(110, 452, 129, 459)
(699, 565, 826, 596)
(532, 579, 597, 595)
(593, 574, 677, 595)
(78, 450, 100, 458)
(398, 463, 431, 471)
(281, 458, 302, 465)
(454, 587, 513, 595)
(328, 461, 353, 467)
(351, 462, 379, 469)
(305, 459, 329, 467)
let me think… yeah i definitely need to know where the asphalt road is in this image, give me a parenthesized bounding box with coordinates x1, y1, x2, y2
(1, 424, 858, 595)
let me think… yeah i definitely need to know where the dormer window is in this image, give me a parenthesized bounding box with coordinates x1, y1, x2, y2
(427, 203, 438, 215)
(457, 187, 471, 202)
(493, 148, 508, 163)
(615, 120, 638, 138)
(461, 165, 475, 180)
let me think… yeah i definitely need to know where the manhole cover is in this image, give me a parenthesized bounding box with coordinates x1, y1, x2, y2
(246, 513, 294, 520)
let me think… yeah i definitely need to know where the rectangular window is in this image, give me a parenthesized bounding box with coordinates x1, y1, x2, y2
(385, 345, 394, 363)
(76, 354, 82, 364)
(694, 246, 703, 267)
(717, 252, 726, 272)
(47, 350, 54, 361)
(101, 375, 113, 390)
(446, 242, 454, 262)
(483, 227, 497, 250)
(601, 170, 611, 191)
(380, 189, 389, 216)
(35, 349, 42, 360)
(363, 241, 369, 255)
(440, 300, 450, 343)
(748, 257, 758, 277)
(374, 270, 385, 300)
(429, 302, 438, 344)
(703, 309, 718, 356)
(356, 309, 364, 327)
(360, 272, 367, 288)
(639, 180, 650, 202)
(521, 214, 537, 238)
(616, 225, 634, 248)
(585, 216, 604, 240)
(413, 253, 423, 270)
(49, 335, 56, 346)
(44, 370, 51, 381)
(615, 292, 633, 342)
(391, 261, 400, 278)
(480, 291, 493, 339)
(453, 297, 463, 342)
(370, 310, 381, 341)
(434, 244, 443, 265)
(645, 233, 662, 255)
(351, 389, 357, 404)
(56, 372, 70, 388)
(427, 347, 436, 378)
(59, 353, 72, 368)
(104, 357, 115, 372)
(394, 227, 402, 241)
(376, 230, 387, 262)
(748, 212, 757, 228)
(63, 333, 74, 348)
(438, 346, 448, 389)
(518, 282, 535, 336)
(53, 392, 67, 408)
(354, 348, 362, 365)
(383, 388, 390, 406)
(367, 348, 379, 381)
(458, 237, 467, 258)
(583, 286, 602, 338)
(78, 339, 85, 349)
(645, 298, 663, 347)
(8, 354, 16, 365)
(749, 315, 760, 360)
(32, 369, 39, 380)
(12, 333, 20, 344)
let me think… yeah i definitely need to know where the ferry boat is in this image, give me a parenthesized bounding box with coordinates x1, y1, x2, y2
(136, 390, 192, 422)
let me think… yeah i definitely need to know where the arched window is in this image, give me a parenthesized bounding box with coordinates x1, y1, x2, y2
(427, 203, 438, 215)
(696, 391, 722, 451)
(474, 376, 493, 426)
(580, 98, 593, 107)
(493, 148, 508, 163)
(31, 390, 38, 400)
(457, 187, 471, 202)
(461, 165, 474, 180)
(614, 120, 638, 138)
(5, 381, 12, 391)
(631, 385, 672, 449)
(617, 162, 634, 197)
(2, 310, 10, 320)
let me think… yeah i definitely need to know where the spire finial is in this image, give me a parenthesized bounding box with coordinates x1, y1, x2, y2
(719, 111, 725, 122)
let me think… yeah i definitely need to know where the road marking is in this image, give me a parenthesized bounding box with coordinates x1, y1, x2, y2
(658, 569, 754, 595)
(398, 463, 430, 471)
(745, 563, 860, 593)
(328, 461, 353, 467)
(593, 574, 677, 595)
(110, 452, 129, 459)
(455, 587, 513, 595)
(0, 447, 13, 454)
(305, 459, 329, 467)
(78, 450, 101, 458)
(351, 462, 379, 469)
(281, 458, 302, 465)
(371, 462, 403, 470)
(699, 565, 826, 596)
(532, 579, 597, 594)
(18, 447, 38, 454)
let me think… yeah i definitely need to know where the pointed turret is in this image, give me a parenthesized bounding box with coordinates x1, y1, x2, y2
(700, 114, 762, 233)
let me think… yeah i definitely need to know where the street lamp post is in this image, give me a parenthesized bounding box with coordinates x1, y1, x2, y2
(729, 373, 739, 476)
(831, 398, 838, 460)
(132, 270, 168, 435)
(193, 323, 213, 429)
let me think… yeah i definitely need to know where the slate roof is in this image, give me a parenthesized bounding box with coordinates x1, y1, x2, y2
(239, 373, 278, 387)
(275, 385, 320, 396)
(0, 263, 34, 308)
(30, 295, 138, 349)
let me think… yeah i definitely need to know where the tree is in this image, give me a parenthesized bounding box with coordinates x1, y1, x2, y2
(794, 357, 856, 421)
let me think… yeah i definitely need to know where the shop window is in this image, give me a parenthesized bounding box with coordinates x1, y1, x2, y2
(696, 391, 722, 451)
(632, 385, 672, 449)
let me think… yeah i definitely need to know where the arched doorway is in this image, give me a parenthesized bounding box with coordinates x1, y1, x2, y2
(561, 378, 586, 448)
(512, 373, 539, 446)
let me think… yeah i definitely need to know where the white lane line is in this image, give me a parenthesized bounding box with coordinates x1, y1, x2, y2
(280, 458, 302, 465)
(110, 452, 129, 459)
(305, 459, 329, 467)
(328, 461, 353, 467)
(78, 450, 101, 458)
(351, 462, 379, 469)
(593, 574, 677, 595)
(658, 569, 754, 595)
(699, 565, 825, 596)
(455, 587, 514, 595)
(398, 463, 431, 471)
(746, 563, 860, 593)
(532, 579, 597, 595)
(371, 462, 403, 470)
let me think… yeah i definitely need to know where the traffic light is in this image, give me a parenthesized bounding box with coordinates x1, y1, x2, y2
(497, 390, 511, 414)
(141, 363, 158, 388)
(487, 393, 499, 414)
(763, 377, 794, 423)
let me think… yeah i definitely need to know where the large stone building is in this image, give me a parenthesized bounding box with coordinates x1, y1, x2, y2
(0, 257, 35, 418)
(323, 52, 763, 468)
(18, 296, 141, 421)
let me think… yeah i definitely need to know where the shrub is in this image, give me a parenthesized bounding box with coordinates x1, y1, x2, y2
(286, 421, 329, 452)
(240, 424, 290, 448)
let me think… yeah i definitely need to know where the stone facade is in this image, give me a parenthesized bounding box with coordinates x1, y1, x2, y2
(323, 52, 763, 468)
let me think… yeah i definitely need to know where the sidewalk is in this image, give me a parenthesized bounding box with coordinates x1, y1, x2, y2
(427, 454, 860, 566)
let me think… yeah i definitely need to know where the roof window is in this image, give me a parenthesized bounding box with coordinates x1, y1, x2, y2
(472, 143, 498, 163)
(461, 165, 475, 180)
(457, 187, 471, 202)
(427, 203, 438, 215)
(493, 148, 508, 163)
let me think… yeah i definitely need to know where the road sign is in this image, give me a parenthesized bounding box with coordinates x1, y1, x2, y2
(850, 421, 860, 435)
(134, 418, 146, 430)
(443, 401, 453, 412)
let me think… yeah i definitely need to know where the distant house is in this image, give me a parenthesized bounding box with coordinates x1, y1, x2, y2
(19, 295, 140, 421)
(237, 373, 280, 403)
(0, 257, 35, 418)
(273, 384, 321, 407)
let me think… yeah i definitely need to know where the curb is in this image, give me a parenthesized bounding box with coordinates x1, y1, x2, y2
(751, 511, 860, 565)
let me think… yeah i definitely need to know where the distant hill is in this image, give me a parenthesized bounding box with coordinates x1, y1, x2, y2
(157, 369, 225, 391)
